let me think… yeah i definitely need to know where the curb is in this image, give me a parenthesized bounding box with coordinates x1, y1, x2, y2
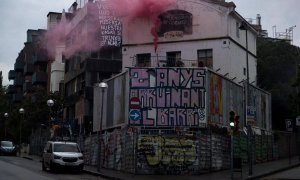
(83, 169, 123, 180)
(22, 156, 33, 161)
(246, 163, 300, 180)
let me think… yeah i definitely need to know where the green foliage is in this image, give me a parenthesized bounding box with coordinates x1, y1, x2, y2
(257, 38, 300, 130)
(0, 85, 64, 143)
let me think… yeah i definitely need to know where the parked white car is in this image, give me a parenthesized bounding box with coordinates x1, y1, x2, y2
(42, 141, 84, 172)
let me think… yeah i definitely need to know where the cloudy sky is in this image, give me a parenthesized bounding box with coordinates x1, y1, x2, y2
(0, 0, 299, 86)
(233, 0, 300, 45)
(0, 0, 73, 86)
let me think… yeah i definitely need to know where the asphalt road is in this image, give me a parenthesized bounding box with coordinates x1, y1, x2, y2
(0, 156, 106, 180)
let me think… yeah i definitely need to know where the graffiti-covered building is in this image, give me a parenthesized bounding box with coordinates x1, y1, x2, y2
(92, 67, 271, 174)
(88, 0, 273, 175)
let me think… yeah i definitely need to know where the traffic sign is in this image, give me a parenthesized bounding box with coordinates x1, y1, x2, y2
(129, 109, 141, 121)
(129, 97, 140, 109)
(285, 119, 293, 131)
(296, 116, 300, 126)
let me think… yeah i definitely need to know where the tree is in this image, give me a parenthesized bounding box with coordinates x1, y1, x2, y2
(257, 38, 300, 130)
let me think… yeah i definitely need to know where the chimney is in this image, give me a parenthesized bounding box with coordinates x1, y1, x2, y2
(256, 14, 261, 26)
(72, 2, 78, 11)
(68, 2, 78, 13)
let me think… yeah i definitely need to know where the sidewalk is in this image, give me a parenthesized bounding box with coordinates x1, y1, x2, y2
(20, 151, 300, 180)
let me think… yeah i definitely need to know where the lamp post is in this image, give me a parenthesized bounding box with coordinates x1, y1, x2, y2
(239, 21, 253, 176)
(47, 99, 54, 116)
(4, 113, 8, 140)
(239, 21, 249, 127)
(47, 99, 54, 139)
(97, 82, 108, 172)
(19, 108, 24, 157)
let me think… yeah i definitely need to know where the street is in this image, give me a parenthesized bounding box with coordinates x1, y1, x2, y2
(261, 165, 300, 180)
(0, 156, 106, 180)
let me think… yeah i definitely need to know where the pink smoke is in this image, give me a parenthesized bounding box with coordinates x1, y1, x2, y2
(111, 0, 175, 52)
(41, 16, 67, 59)
(42, 0, 175, 59)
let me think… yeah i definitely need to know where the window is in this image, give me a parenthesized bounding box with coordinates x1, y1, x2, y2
(197, 49, 213, 68)
(54, 144, 79, 152)
(90, 47, 122, 60)
(136, 53, 151, 67)
(166, 51, 181, 67)
(236, 22, 240, 38)
(62, 55, 66, 63)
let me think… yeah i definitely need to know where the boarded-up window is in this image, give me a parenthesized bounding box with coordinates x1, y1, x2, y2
(158, 10, 192, 36)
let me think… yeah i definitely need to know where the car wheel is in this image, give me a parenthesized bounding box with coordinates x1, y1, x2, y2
(42, 161, 46, 171)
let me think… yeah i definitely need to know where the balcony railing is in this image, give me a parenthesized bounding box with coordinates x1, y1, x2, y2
(7, 85, 16, 94)
(33, 55, 48, 65)
(12, 93, 22, 103)
(23, 81, 33, 93)
(14, 60, 25, 72)
(85, 58, 122, 73)
(14, 76, 24, 87)
(24, 63, 34, 75)
(32, 72, 47, 84)
(131, 56, 199, 68)
(8, 70, 16, 80)
(84, 86, 94, 100)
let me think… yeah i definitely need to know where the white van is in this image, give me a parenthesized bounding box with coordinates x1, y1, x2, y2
(42, 141, 84, 172)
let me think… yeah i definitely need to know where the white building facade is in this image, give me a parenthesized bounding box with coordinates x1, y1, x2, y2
(122, 0, 257, 85)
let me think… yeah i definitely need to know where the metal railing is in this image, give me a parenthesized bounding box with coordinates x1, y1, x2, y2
(131, 56, 199, 68)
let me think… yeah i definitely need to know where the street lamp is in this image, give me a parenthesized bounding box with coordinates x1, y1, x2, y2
(19, 108, 24, 157)
(239, 21, 253, 176)
(4, 113, 8, 140)
(47, 99, 54, 109)
(47, 99, 54, 138)
(96, 82, 108, 172)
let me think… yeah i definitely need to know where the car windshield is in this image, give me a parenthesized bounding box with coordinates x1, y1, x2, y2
(53, 144, 80, 152)
(1, 141, 13, 147)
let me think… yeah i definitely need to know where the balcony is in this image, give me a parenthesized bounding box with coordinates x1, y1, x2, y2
(24, 63, 34, 75)
(84, 86, 94, 100)
(7, 85, 16, 94)
(8, 70, 16, 80)
(131, 56, 199, 68)
(14, 60, 25, 72)
(14, 77, 24, 87)
(12, 93, 22, 103)
(85, 59, 122, 73)
(23, 81, 33, 93)
(31, 95, 37, 103)
(33, 55, 48, 65)
(32, 72, 47, 85)
(65, 93, 80, 106)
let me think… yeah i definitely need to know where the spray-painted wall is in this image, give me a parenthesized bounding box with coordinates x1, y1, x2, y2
(206, 71, 245, 127)
(94, 67, 272, 132)
(248, 85, 272, 130)
(93, 72, 128, 131)
(128, 68, 207, 128)
(91, 67, 272, 174)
